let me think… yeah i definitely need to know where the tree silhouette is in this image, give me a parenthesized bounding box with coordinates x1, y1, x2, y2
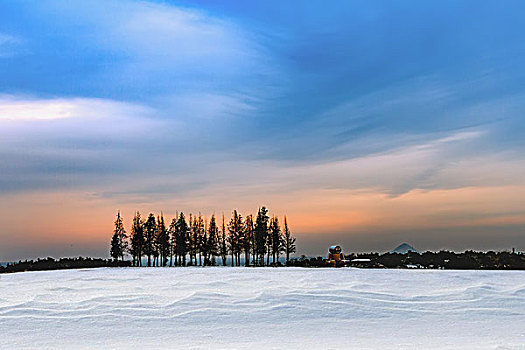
(188, 214, 196, 266)
(228, 210, 243, 266)
(110, 232, 120, 261)
(283, 216, 296, 265)
(206, 215, 219, 266)
(144, 213, 156, 267)
(175, 212, 188, 266)
(269, 216, 283, 265)
(108, 206, 293, 268)
(220, 214, 228, 266)
(157, 214, 170, 266)
(168, 216, 177, 266)
(201, 218, 209, 265)
(254, 207, 269, 266)
(110, 211, 127, 261)
(195, 214, 204, 266)
(129, 211, 144, 266)
(244, 214, 254, 266)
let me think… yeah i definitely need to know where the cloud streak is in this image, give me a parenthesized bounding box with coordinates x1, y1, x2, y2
(0, 95, 151, 121)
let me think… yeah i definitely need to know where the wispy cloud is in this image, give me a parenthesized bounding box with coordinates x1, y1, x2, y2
(22, 0, 281, 101)
(0, 33, 17, 44)
(0, 32, 21, 57)
(0, 95, 151, 121)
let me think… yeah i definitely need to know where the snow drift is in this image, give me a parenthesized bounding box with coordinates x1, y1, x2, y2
(0, 267, 524, 349)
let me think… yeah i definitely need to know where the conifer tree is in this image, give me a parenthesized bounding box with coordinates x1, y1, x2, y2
(168, 217, 177, 266)
(110, 211, 127, 261)
(237, 216, 246, 266)
(266, 225, 272, 266)
(201, 218, 208, 266)
(110, 232, 120, 261)
(283, 216, 296, 265)
(109, 206, 296, 268)
(269, 216, 282, 265)
(244, 214, 254, 266)
(129, 211, 144, 266)
(157, 214, 170, 266)
(227, 212, 235, 267)
(228, 210, 243, 266)
(195, 214, 204, 266)
(220, 214, 228, 266)
(254, 207, 269, 266)
(207, 214, 219, 266)
(175, 212, 189, 266)
(144, 213, 156, 267)
(188, 214, 195, 265)
(151, 216, 160, 266)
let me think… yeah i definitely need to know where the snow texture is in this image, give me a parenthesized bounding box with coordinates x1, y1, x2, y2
(1, 267, 524, 349)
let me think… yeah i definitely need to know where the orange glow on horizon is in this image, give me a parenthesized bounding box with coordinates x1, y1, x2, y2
(2, 185, 524, 244)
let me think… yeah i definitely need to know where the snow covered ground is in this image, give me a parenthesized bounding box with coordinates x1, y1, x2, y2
(1, 267, 524, 349)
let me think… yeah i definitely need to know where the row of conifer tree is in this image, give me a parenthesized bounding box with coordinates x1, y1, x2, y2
(110, 206, 296, 267)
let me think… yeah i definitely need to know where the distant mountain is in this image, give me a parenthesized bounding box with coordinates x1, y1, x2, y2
(391, 243, 420, 254)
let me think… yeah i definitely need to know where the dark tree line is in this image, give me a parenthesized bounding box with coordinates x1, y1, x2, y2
(288, 250, 525, 270)
(110, 206, 297, 267)
(0, 257, 130, 274)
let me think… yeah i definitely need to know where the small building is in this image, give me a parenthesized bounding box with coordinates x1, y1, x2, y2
(349, 258, 376, 268)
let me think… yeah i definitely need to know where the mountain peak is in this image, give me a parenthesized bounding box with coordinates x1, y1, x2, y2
(391, 243, 419, 254)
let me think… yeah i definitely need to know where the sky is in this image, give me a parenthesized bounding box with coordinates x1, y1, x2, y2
(1, 0, 525, 260)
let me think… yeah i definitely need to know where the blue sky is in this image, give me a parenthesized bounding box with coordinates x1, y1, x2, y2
(1, 0, 525, 259)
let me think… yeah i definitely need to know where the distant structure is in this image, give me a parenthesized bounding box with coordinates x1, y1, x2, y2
(390, 243, 420, 254)
(327, 245, 346, 267)
(350, 258, 373, 268)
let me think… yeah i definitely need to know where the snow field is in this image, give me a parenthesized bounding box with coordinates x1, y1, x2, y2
(0, 267, 524, 349)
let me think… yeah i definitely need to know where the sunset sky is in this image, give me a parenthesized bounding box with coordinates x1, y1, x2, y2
(1, 0, 525, 260)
